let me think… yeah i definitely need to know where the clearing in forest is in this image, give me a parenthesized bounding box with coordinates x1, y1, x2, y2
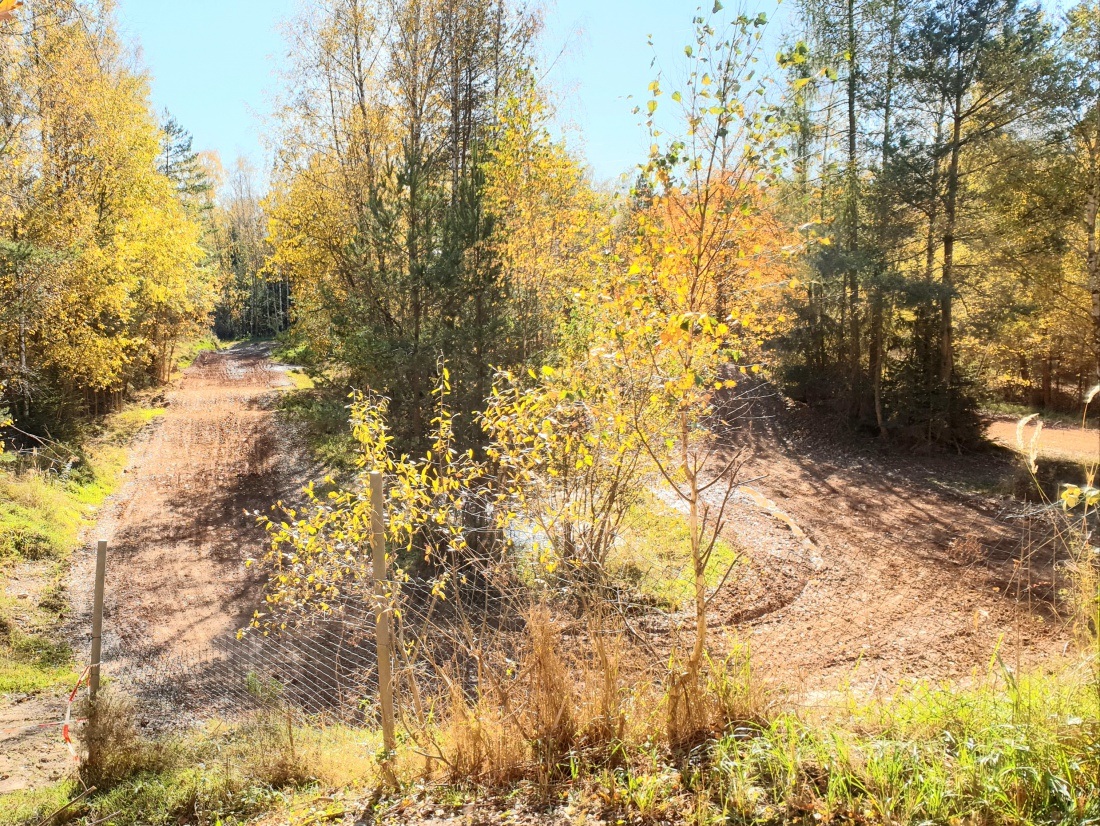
(1, 348, 1076, 794)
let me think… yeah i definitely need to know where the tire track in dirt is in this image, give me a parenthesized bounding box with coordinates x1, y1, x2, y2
(66, 343, 312, 719)
(710, 409, 1071, 695)
(4, 344, 311, 793)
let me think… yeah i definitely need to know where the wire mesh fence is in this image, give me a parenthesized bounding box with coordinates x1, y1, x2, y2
(76, 379, 822, 746)
(91, 474, 813, 739)
(68, 371, 1092, 779)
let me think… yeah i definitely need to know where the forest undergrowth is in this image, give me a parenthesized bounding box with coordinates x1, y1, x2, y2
(4, 630, 1097, 826)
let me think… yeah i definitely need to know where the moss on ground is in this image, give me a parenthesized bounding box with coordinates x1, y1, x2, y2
(612, 492, 744, 611)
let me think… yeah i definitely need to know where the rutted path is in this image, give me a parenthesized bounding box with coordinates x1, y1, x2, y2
(3, 345, 310, 792)
(710, 410, 1071, 694)
(67, 345, 312, 712)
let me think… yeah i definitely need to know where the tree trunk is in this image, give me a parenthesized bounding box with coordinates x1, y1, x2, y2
(871, 0, 899, 438)
(870, 298, 886, 434)
(685, 407, 706, 676)
(846, 0, 861, 420)
(940, 100, 963, 389)
(924, 100, 947, 286)
(1042, 352, 1053, 409)
(1087, 106, 1099, 384)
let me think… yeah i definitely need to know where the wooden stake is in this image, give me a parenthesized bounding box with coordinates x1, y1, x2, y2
(90, 540, 107, 700)
(32, 785, 96, 826)
(370, 472, 397, 785)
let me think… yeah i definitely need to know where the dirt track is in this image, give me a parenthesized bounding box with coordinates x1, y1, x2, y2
(73, 345, 306, 671)
(2, 344, 307, 792)
(2, 352, 1081, 792)
(988, 419, 1099, 466)
(713, 410, 1070, 694)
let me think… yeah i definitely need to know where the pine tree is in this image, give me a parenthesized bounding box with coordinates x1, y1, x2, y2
(160, 112, 214, 213)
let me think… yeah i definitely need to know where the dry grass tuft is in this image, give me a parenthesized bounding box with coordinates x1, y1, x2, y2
(435, 607, 667, 786)
(237, 707, 315, 788)
(668, 642, 774, 752)
(78, 688, 168, 790)
(948, 532, 984, 565)
(575, 631, 632, 755)
(442, 685, 530, 786)
(525, 609, 578, 775)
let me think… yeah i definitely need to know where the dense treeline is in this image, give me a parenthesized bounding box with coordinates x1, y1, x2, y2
(211, 157, 288, 341)
(265, 0, 551, 445)
(6, 0, 1093, 448)
(265, 0, 1100, 451)
(0, 2, 287, 437)
(776, 0, 1100, 439)
(0, 2, 215, 430)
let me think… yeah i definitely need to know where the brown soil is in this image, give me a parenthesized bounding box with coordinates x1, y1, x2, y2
(75, 344, 298, 659)
(2, 343, 310, 793)
(709, 403, 1071, 695)
(988, 419, 1099, 466)
(69, 344, 319, 715)
(0, 696, 73, 794)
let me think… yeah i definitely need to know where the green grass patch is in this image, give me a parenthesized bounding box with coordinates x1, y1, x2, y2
(284, 368, 316, 391)
(0, 767, 284, 826)
(175, 334, 243, 372)
(983, 401, 1091, 428)
(611, 492, 743, 611)
(0, 711, 380, 826)
(703, 664, 1100, 824)
(0, 780, 76, 826)
(277, 385, 358, 475)
(0, 589, 78, 693)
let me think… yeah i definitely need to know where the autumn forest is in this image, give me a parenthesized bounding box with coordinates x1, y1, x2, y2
(1, 0, 1100, 822)
(0, 0, 1096, 446)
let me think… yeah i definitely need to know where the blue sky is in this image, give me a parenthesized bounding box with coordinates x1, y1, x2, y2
(115, 0, 791, 186)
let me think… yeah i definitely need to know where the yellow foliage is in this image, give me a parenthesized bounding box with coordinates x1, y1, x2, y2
(0, 2, 213, 407)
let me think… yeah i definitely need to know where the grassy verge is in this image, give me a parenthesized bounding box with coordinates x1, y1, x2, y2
(277, 380, 359, 475)
(0, 706, 380, 826)
(613, 492, 744, 611)
(4, 657, 1096, 826)
(175, 334, 243, 372)
(283, 367, 316, 391)
(0, 405, 165, 695)
(699, 664, 1099, 824)
(983, 401, 1094, 429)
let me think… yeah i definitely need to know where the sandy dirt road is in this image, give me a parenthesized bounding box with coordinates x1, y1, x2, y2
(987, 419, 1099, 466)
(73, 344, 315, 698)
(2, 344, 308, 792)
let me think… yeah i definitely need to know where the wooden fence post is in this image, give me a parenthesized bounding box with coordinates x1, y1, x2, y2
(370, 471, 397, 784)
(90, 539, 107, 700)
